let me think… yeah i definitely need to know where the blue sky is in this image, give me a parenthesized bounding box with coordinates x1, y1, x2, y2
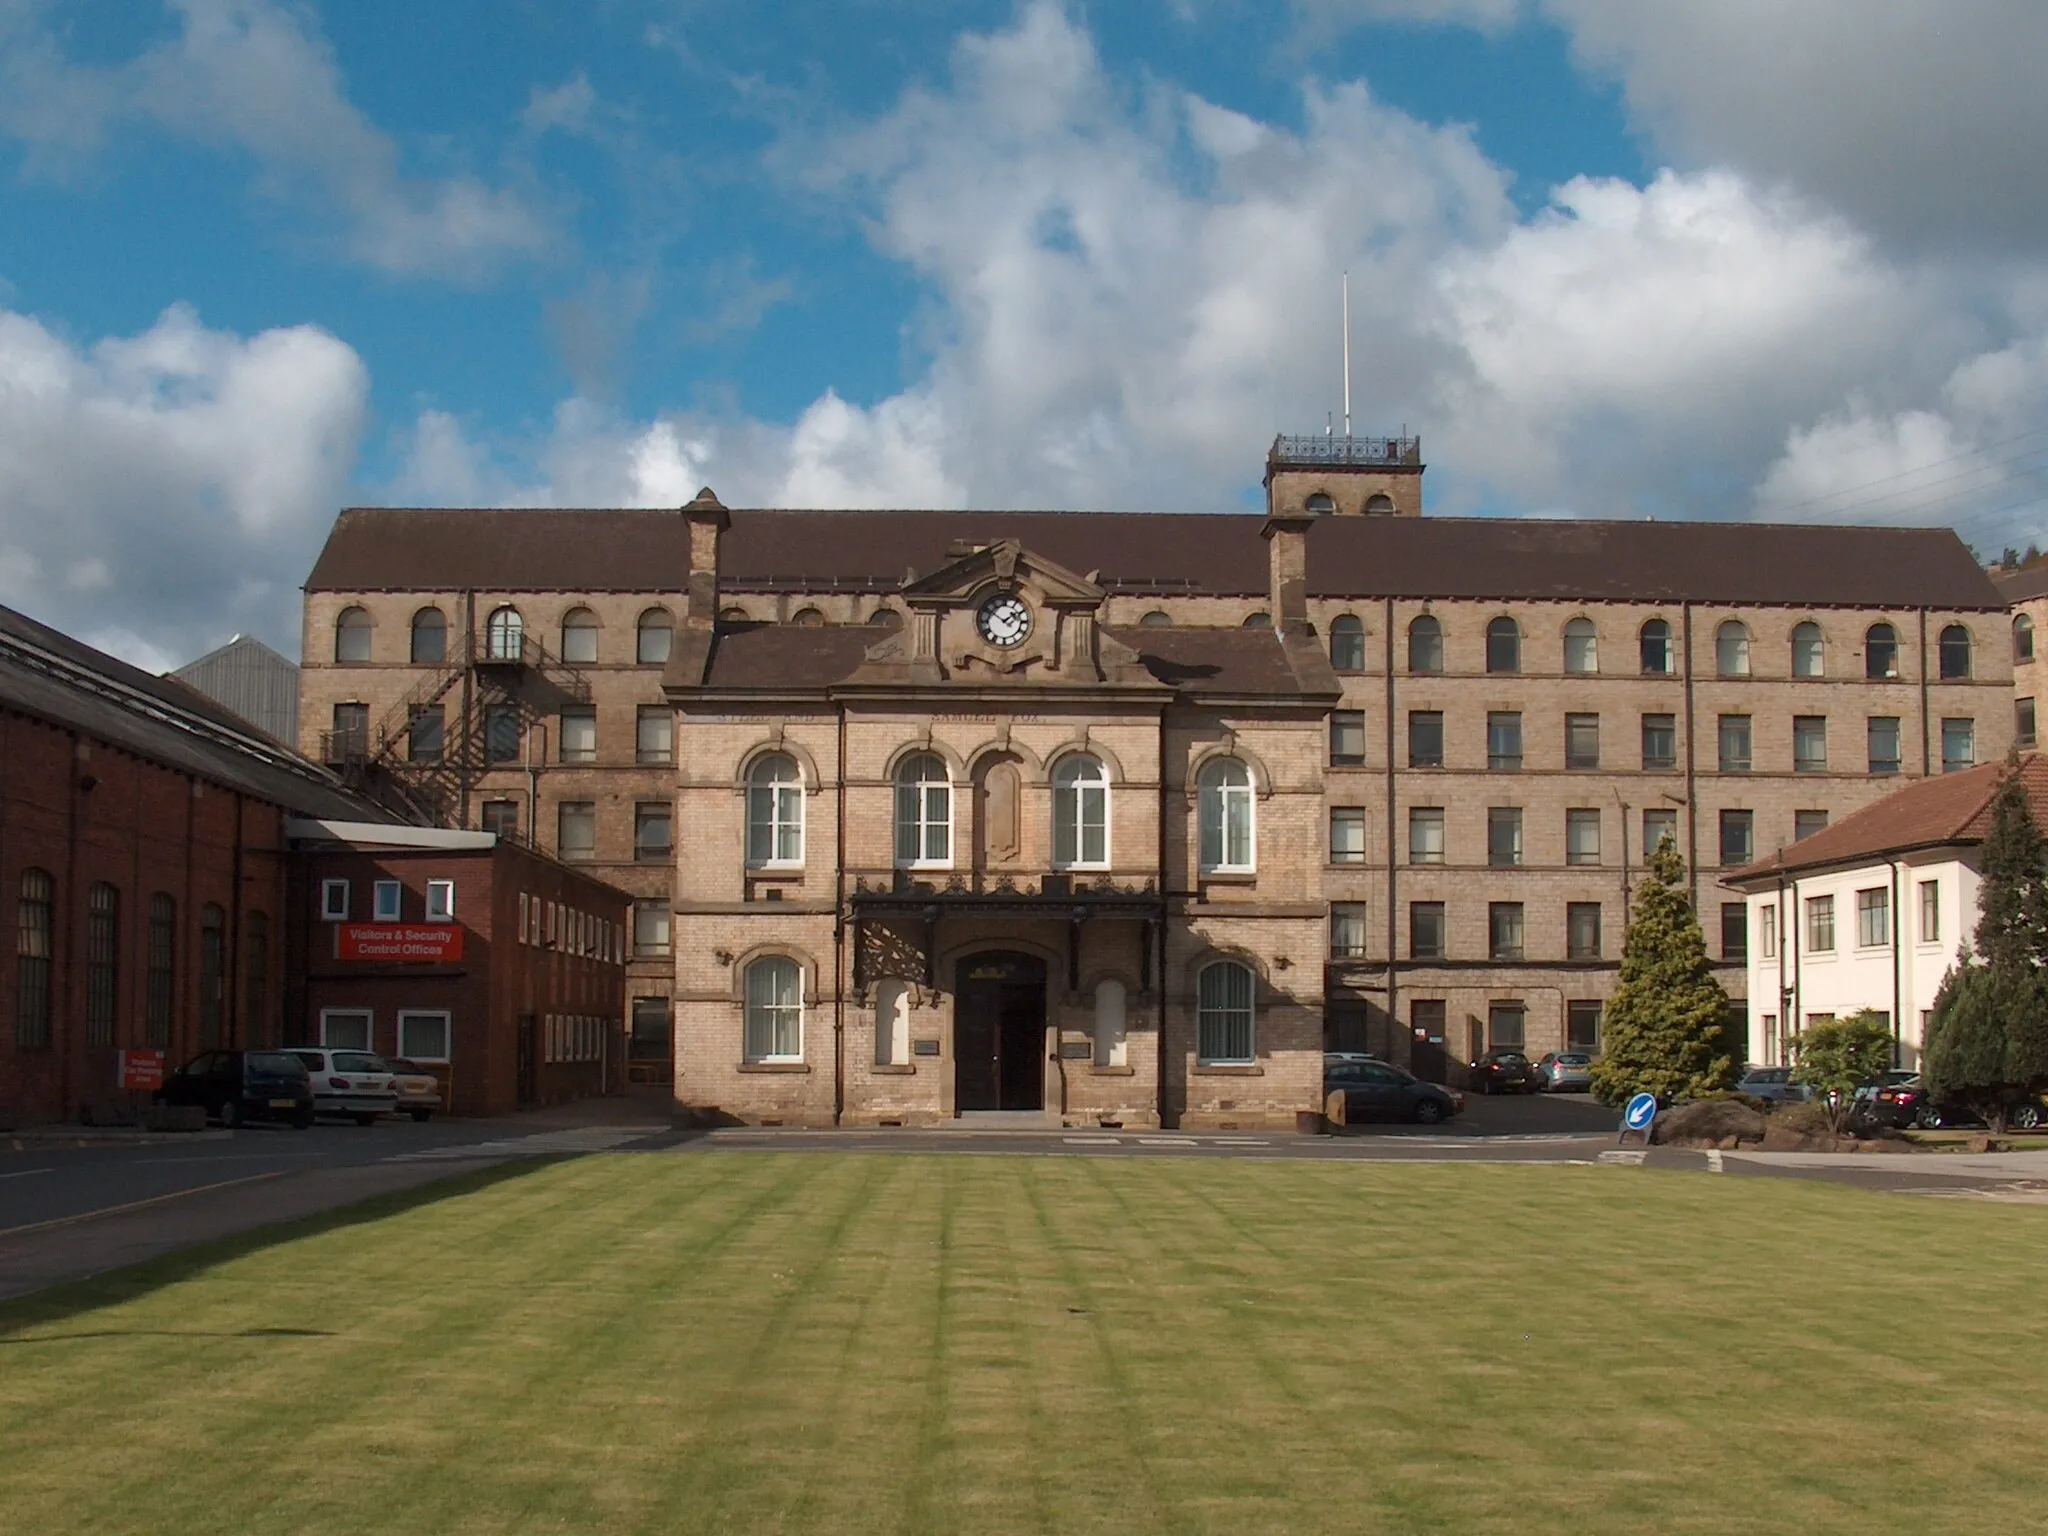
(3, 1, 2048, 665)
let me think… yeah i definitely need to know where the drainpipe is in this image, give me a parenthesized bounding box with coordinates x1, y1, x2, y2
(1681, 602, 1699, 909)
(1917, 610, 1931, 777)
(1383, 595, 1399, 1063)
(832, 700, 848, 1126)
(1156, 706, 1170, 1131)
(1788, 874, 1802, 1060)
(1891, 858, 1904, 1067)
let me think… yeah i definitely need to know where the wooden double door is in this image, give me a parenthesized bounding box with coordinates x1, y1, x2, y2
(953, 952, 1046, 1112)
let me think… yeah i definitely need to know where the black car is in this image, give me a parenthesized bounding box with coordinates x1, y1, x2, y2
(1468, 1049, 1539, 1095)
(158, 1050, 315, 1128)
(1326, 1058, 1466, 1125)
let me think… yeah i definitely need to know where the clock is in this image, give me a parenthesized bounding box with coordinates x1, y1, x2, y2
(976, 593, 1032, 648)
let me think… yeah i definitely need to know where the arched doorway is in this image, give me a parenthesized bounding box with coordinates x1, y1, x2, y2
(953, 951, 1046, 1112)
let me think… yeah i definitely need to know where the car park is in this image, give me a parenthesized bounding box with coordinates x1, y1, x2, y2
(1325, 1058, 1464, 1125)
(157, 1050, 314, 1128)
(284, 1047, 400, 1125)
(385, 1057, 444, 1122)
(1534, 1052, 1595, 1092)
(1734, 1066, 1813, 1104)
(1468, 1049, 1539, 1095)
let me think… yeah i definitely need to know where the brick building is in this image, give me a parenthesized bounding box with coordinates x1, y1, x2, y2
(0, 603, 384, 1126)
(289, 821, 630, 1116)
(299, 435, 2011, 1128)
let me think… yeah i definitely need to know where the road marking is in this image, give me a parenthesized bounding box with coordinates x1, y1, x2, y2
(0, 1170, 287, 1240)
(1136, 1137, 1199, 1148)
(1706, 1150, 1725, 1173)
(0, 1168, 55, 1181)
(1061, 1136, 1121, 1145)
(1597, 1149, 1647, 1166)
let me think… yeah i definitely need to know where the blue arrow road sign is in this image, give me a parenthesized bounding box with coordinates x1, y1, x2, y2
(1622, 1092, 1658, 1132)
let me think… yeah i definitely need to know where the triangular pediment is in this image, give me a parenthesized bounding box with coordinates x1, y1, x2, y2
(900, 539, 1104, 606)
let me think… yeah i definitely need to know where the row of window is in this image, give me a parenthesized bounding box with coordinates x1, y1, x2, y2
(514, 893, 626, 964)
(319, 877, 455, 923)
(544, 1014, 609, 1065)
(1350, 709, 1977, 775)
(12, 872, 262, 1051)
(319, 1007, 450, 1062)
(1753, 881, 1944, 959)
(1337, 616, 1975, 681)
(334, 605, 675, 666)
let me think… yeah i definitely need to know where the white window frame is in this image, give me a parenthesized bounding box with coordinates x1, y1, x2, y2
(1563, 617, 1598, 675)
(743, 956, 804, 1063)
(1197, 758, 1255, 874)
(372, 880, 402, 922)
(893, 754, 953, 868)
(319, 1008, 373, 1051)
(320, 879, 350, 921)
(1052, 754, 1111, 870)
(1856, 887, 1891, 949)
(425, 879, 455, 923)
(1196, 961, 1256, 1065)
(1918, 880, 1940, 946)
(746, 755, 805, 868)
(396, 1010, 452, 1063)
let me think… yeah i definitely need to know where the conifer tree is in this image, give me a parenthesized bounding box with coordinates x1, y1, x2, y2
(1590, 837, 1735, 1105)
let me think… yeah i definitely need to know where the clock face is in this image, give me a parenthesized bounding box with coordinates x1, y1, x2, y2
(976, 593, 1032, 648)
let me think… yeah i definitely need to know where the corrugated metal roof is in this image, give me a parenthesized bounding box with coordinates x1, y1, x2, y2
(172, 634, 300, 746)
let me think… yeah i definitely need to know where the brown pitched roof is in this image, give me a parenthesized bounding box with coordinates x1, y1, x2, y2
(1723, 754, 2048, 884)
(1995, 565, 2048, 603)
(307, 507, 2003, 609)
(698, 625, 883, 691)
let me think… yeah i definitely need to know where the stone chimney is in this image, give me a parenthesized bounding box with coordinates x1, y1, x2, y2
(1262, 510, 1314, 636)
(681, 486, 729, 628)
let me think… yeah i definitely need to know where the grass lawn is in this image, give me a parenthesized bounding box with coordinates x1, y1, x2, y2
(4, 1153, 2048, 1535)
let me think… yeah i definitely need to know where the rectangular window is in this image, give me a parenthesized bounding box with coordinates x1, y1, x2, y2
(1407, 711, 1444, 768)
(329, 701, 369, 758)
(1718, 715, 1752, 773)
(1486, 807, 1523, 868)
(1760, 905, 1778, 959)
(635, 803, 673, 862)
(560, 707, 597, 764)
(481, 799, 519, 840)
(1720, 902, 1747, 962)
(1196, 963, 1256, 1064)
(637, 706, 674, 765)
(408, 705, 444, 763)
(1641, 713, 1677, 771)
(1807, 894, 1836, 953)
(1487, 1003, 1526, 1050)
(1409, 902, 1446, 960)
(425, 880, 455, 922)
(635, 901, 672, 956)
(1329, 903, 1368, 960)
(1719, 810, 1753, 868)
(1488, 902, 1524, 961)
(484, 703, 522, 764)
(1565, 808, 1601, 867)
(1867, 716, 1902, 776)
(2020, 698, 2038, 750)
(1564, 713, 1600, 770)
(1407, 807, 1445, 865)
(1762, 1014, 1780, 1065)
(373, 880, 402, 921)
(320, 1009, 372, 1051)
(1941, 718, 1976, 774)
(744, 962, 804, 1062)
(1793, 715, 1828, 773)
(558, 802, 597, 861)
(1487, 712, 1523, 771)
(1794, 809, 1829, 841)
(1919, 880, 1939, 944)
(1857, 887, 1891, 948)
(242, 911, 268, 1048)
(320, 878, 350, 921)
(1566, 902, 1602, 960)
(1329, 711, 1366, 766)
(145, 895, 174, 1047)
(397, 1011, 452, 1063)
(1567, 1001, 1604, 1053)
(1643, 808, 1678, 858)
(1328, 807, 1367, 863)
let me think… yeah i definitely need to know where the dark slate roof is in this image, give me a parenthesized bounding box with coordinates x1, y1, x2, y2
(0, 604, 389, 822)
(308, 507, 2004, 610)
(1723, 755, 2048, 884)
(1105, 626, 1309, 694)
(699, 625, 883, 690)
(1995, 565, 2048, 603)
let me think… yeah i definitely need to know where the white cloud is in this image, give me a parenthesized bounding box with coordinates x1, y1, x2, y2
(0, 301, 366, 666)
(0, 0, 551, 277)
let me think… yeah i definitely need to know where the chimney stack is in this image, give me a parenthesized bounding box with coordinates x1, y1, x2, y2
(1262, 511, 1314, 636)
(681, 486, 729, 628)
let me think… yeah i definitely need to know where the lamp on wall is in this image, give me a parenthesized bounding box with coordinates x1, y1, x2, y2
(713, 948, 733, 966)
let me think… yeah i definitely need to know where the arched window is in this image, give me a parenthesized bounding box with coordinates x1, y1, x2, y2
(486, 606, 524, 662)
(870, 608, 903, 630)
(874, 978, 910, 1066)
(85, 882, 119, 1048)
(1243, 611, 1272, 630)
(1408, 615, 1443, 674)
(1364, 493, 1395, 515)
(560, 607, 598, 664)
(1563, 617, 1598, 675)
(1305, 492, 1335, 514)
(1940, 623, 1972, 680)
(719, 606, 751, 622)
(1792, 621, 1825, 678)
(791, 607, 825, 627)
(1196, 960, 1255, 1064)
(334, 606, 372, 664)
(1052, 754, 1110, 869)
(637, 607, 674, 665)
(1138, 610, 1172, 628)
(1716, 620, 1751, 677)
(2016, 614, 2035, 664)
(1485, 616, 1520, 674)
(894, 753, 952, 867)
(145, 893, 175, 1047)
(409, 607, 446, 664)
(1865, 622, 1900, 679)
(1197, 757, 1255, 874)
(1639, 619, 1673, 675)
(15, 868, 54, 1049)
(1094, 977, 1127, 1067)
(1330, 614, 1365, 672)
(742, 956, 803, 1062)
(745, 755, 803, 867)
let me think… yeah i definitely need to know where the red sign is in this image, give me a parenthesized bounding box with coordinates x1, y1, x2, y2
(120, 1049, 166, 1091)
(338, 923, 464, 963)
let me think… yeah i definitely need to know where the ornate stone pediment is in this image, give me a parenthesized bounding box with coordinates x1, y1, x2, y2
(899, 539, 1104, 607)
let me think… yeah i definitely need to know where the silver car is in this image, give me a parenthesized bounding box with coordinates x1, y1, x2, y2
(285, 1047, 399, 1125)
(1535, 1051, 1595, 1092)
(1734, 1065, 1813, 1103)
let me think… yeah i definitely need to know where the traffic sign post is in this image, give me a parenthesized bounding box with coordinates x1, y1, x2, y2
(1618, 1091, 1658, 1145)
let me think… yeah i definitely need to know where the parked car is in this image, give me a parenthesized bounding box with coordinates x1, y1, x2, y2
(1733, 1066, 1813, 1104)
(385, 1057, 443, 1122)
(1323, 1051, 1386, 1066)
(1468, 1049, 1539, 1095)
(1534, 1052, 1595, 1093)
(157, 1050, 314, 1128)
(283, 1047, 399, 1125)
(1326, 1058, 1465, 1125)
